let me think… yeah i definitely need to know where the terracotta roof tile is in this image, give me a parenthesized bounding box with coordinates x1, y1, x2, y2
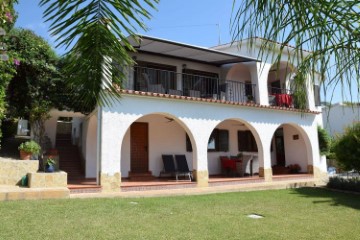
(120, 90, 320, 114)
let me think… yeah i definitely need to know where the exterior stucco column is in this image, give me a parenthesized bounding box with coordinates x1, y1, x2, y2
(306, 123, 328, 183)
(192, 139, 210, 188)
(254, 124, 273, 182)
(305, 74, 316, 111)
(99, 108, 140, 192)
(249, 62, 271, 105)
(182, 119, 219, 188)
(258, 147, 273, 182)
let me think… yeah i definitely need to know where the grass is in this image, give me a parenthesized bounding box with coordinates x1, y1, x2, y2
(1, 188, 359, 240)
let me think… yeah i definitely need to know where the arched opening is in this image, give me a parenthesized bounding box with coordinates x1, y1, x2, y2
(207, 119, 262, 181)
(120, 113, 195, 183)
(43, 109, 86, 183)
(267, 61, 296, 107)
(271, 123, 312, 176)
(223, 63, 255, 103)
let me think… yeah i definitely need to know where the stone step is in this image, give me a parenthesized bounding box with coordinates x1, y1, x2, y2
(128, 171, 156, 181)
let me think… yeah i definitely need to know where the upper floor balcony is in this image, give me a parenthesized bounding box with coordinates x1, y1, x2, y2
(121, 35, 320, 110)
(128, 65, 257, 104)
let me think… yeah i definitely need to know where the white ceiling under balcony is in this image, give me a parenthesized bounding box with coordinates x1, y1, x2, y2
(127, 35, 258, 66)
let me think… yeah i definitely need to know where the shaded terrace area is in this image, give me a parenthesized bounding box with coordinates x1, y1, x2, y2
(130, 65, 257, 103)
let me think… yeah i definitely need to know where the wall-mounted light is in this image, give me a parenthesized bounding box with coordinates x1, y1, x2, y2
(182, 64, 187, 69)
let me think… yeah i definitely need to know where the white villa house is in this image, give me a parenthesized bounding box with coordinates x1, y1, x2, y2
(322, 102, 360, 137)
(44, 36, 327, 192)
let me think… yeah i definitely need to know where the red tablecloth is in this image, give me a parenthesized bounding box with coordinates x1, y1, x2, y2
(274, 94, 292, 107)
(220, 157, 237, 171)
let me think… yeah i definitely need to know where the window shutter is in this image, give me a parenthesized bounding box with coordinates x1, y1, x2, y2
(238, 130, 258, 152)
(238, 131, 246, 151)
(218, 130, 229, 152)
(314, 85, 321, 106)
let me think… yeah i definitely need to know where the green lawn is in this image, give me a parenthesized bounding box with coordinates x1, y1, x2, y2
(1, 188, 359, 240)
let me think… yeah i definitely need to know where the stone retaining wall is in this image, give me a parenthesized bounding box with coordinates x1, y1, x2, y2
(28, 171, 67, 188)
(0, 159, 39, 186)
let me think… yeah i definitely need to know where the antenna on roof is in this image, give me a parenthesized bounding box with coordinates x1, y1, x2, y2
(216, 23, 221, 45)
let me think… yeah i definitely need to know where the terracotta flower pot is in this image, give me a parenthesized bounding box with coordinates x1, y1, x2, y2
(20, 150, 32, 160)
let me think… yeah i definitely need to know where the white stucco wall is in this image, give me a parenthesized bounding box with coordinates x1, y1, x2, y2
(85, 114, 98, 178)
(225, 63, 251, 82)
(81, 119, 89, 161)
(207, 120, 259, 175)
(213, 40, 317, 110)
(120, 114, 193, 177)
(323, 103, 360, 136)
(100, 94, 324, 179)
(283, 124, 308, 172)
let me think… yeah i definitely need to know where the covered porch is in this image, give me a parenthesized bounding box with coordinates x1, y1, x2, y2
(72, 93, 325, 192)
(67, 174, 315, 194)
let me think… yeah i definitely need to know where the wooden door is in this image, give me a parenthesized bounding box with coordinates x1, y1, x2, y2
(130, 122, 149, 173)
(275, 136, 285, 167)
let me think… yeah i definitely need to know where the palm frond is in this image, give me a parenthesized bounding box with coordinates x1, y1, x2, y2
(39, 0, 159, 110)
(231, 0, 360, 107)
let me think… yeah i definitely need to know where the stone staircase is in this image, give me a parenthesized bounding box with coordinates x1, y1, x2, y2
(56, 134, 84, 180)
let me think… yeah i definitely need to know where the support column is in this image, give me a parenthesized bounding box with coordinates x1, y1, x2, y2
(192, 137, 210, 188)
(183, 119, 219, 188)
(100, 172, 121, 192)
(99, 109, 139, 192)
(99, 109, 121, 192)
(305, 73, 316, 111)
(249, 62, 272, 105)
(259, 167, 273, 182)
(256, 126, 273, 182)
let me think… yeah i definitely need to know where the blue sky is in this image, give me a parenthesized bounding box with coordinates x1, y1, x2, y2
(14, 0, 356, 103)
(15, 0, 237, 54)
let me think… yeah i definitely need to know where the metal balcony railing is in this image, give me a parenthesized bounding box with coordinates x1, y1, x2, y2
(131, 66, 256, 104)
(268, 87, 294, 107)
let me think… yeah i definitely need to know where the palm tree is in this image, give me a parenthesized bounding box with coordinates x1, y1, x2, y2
(40, 0, 159, 110)
(231, 0, 360, 106)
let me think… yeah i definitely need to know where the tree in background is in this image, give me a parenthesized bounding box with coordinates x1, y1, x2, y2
(231, 1, 360, 107)
(317, 126, 331, 156)
(40, 0, 159, 111)
(0, 0, 18, 147)
(332, 122, 360, 174)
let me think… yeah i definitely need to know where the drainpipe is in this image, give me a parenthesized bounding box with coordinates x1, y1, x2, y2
(96, 106, 102, 185)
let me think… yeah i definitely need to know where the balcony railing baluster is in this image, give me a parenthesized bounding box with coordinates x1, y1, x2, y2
(130, 66, 256, 104)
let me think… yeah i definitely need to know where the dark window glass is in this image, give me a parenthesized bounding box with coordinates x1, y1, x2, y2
(238, 130, 258, 152)
(186, 128, 229, 152)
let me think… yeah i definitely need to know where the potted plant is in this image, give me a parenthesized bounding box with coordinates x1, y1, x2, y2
(247, 95, 254, 103)
(18, 140, 41, 160)
(237, 152, 243, 160)
(45, 158, 56, 173)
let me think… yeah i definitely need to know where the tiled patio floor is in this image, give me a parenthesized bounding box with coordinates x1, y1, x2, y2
(68, 174, 315, 194)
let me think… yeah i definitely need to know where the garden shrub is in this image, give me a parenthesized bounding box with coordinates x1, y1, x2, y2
(318, 126, 331, 155)
(332, 122, 360, 173)
(327, 177, 360, 193)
